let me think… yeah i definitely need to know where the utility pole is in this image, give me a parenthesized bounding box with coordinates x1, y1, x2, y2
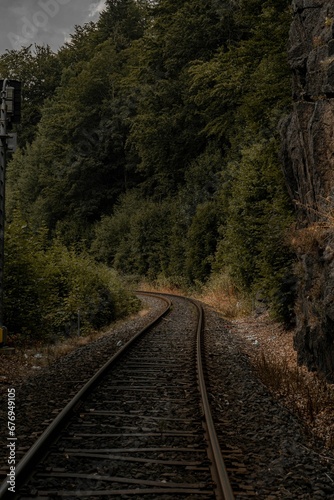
(0, 79, 21, 346)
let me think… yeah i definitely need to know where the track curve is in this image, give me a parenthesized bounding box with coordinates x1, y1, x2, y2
(0, 293, 234, 499)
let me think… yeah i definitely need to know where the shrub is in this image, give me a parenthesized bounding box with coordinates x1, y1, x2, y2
(4, 212, 139, 340)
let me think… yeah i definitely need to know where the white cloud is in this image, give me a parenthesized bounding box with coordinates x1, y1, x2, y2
(88, 0, 106, 19)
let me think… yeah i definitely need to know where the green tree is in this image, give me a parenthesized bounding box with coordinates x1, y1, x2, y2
(7, 35, 141, 241)
(215, 140, 295, 321)
(98, 0, 147, 46)
(185, 201, 221, 283)
(5, 0, 296, 328)
(0, 45, 62, 145)
(129, 0, 234, 195)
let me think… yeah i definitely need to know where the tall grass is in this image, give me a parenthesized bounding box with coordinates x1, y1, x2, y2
(200, 272, 251, 318)
(254, 350, 334, 448)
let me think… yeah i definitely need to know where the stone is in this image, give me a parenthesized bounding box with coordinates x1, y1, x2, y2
(280, 0, 334, 381)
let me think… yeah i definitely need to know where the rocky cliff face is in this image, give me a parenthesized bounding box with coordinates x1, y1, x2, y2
(281, 0, 334, 380)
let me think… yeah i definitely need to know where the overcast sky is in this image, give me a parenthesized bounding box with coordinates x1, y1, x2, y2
(0, 0, 107, 55)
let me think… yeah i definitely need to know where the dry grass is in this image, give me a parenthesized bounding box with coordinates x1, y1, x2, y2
(139, 273, 251, 319)
(255, 352, 331, 413)
(321, 55, 334, 69)
(0, 308, 150, 388)
(254, 350, 334, 448)
(312, 35, 326, 48)
(0, 332, 103, 384)
(325, 16, 334, 28)
(290, 223, 328, 254)
(198, 273, 251, 318)
(233, 313, 334, 450)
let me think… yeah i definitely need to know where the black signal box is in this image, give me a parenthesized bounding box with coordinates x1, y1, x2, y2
(0, 79, 21, 124)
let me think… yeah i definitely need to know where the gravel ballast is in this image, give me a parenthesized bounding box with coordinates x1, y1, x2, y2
(0, 296, 166, 476)
(204, 305, 334, 499)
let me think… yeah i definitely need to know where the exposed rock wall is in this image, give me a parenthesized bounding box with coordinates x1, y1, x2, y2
(281, 0, 334, 380)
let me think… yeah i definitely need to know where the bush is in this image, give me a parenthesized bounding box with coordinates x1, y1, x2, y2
(4, 213, 139, 340)
(92, 192, 173, 279)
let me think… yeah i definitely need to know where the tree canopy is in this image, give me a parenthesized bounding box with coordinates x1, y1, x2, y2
(1, 0, 296, 334)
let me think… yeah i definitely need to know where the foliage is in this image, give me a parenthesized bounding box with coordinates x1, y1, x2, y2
(4, 213, 139, 339)
(3, 0, 297, 333)
(92, 192, 172, 278)
(185, 200, 221, 283)
(215, 140, 295, 323)
(92, 177, 222, 286)
(0, 45, 63, 146)
(7, 37, 136, 239)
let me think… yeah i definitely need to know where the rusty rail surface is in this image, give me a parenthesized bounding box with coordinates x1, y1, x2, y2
(191, 297, 235, 500)
(0, 292, 235, 499)
(144, 292, 235, 500)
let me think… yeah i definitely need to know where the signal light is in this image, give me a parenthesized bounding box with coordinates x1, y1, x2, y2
(0, 79, 21, 125)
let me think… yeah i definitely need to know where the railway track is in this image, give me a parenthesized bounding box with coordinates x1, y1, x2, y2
(0, 293, 235, 499)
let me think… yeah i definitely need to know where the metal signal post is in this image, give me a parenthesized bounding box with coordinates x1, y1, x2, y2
(0, 79, 8, 343)
(0, 79, 21, 345)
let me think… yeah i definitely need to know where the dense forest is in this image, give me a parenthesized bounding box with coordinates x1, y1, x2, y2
(0, 0, 296, 339)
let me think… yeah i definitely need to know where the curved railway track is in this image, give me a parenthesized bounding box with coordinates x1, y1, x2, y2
(0, 293, 235, 499)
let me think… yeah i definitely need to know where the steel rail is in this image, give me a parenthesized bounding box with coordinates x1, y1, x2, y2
(0, 293, 171, 500)
(139, 291, 235, 499)
(190, 297, 235, 500)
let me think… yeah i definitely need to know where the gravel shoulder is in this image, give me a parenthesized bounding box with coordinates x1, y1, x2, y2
(204, 305, 334, 499)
